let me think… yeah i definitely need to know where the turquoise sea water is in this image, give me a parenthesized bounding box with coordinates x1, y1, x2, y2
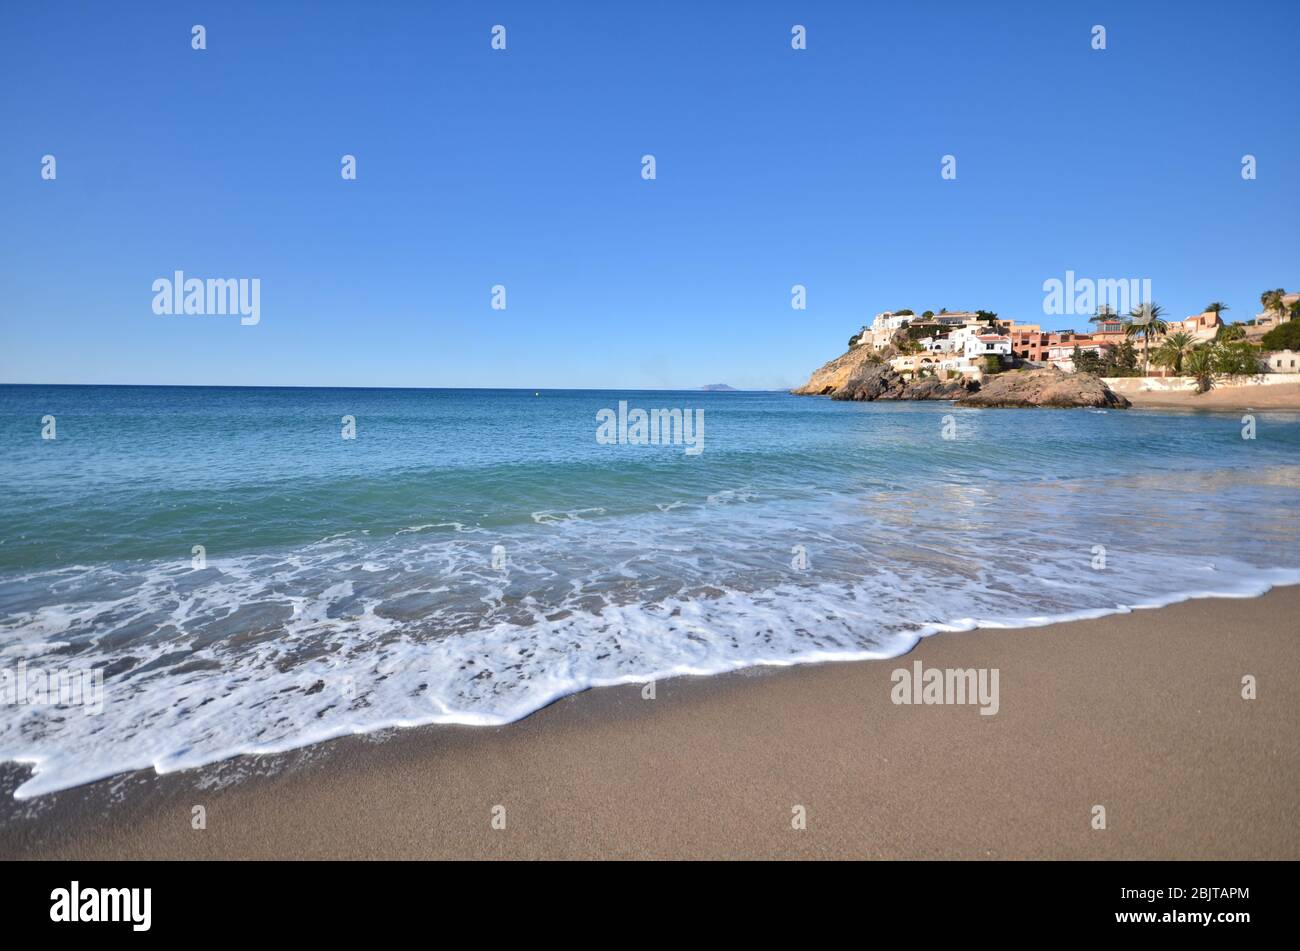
(2, 384, 1299, 796)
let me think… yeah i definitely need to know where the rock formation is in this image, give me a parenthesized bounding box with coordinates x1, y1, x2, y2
(830, 363, 974, 402)
(955, 368, 1131, 408)
(791, 345, 887, 396)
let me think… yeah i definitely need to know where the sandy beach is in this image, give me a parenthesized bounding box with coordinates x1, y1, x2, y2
(3, 586, 1296, 861)
(1124, 383, 1300, 410)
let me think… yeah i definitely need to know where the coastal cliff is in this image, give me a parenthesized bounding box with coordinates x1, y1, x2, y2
(791, 346, 973, 401)
(791, 345, 884, 396)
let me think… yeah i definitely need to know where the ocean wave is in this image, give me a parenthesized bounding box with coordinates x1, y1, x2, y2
(4, 391, 1300, 798)
(3, 485, 1299, 797)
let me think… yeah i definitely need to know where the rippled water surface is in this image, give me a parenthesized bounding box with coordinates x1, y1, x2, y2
(2, 385, 1298, 796)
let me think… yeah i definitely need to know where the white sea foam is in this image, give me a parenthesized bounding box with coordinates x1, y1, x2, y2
(395, 522, 483, 535)
(530, 507, 607, 524)
(2, 478, 1300, 798)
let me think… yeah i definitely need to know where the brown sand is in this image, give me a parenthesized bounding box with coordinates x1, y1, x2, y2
(1126, 383, 1300, 410)
(3, 588, 1297, 860)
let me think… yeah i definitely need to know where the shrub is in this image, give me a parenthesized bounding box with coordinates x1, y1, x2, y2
(1073, 347, 1104, 375)
(1214, 342, 1262, 379)
(1261, 321, 1300, 351)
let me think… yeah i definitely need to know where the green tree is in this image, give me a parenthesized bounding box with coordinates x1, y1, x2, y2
(1216, 322, 1246, 343)
(1261, 289, 1287, 320)
(1261, 321, 1300, 351)
(1088, 304, 1119, 327)
(1205, 301, 1229, 324)
(1126, 302, 1168, 375)
(1213, 342, 1262, 379)
(1112, 340, 1139, 374)
(1153, 331, 1196, 375)
(1073, 346, 1104, 375)
(1184, 345, 1217, 393)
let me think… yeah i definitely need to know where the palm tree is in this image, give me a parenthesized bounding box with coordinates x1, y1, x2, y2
(1184, 345, 1217, 394)
(1216, 322, 1246, 343)
(1261, 289, 1287, 321)
(1088, 304, 1119, 328)
(1205, 301, 1229, 324)
(1153, 331, 1196, 375)
(1126, 302, 1168, 376)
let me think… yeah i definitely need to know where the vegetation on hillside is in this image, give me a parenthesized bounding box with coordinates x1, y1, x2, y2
(1261, 321, 1300, 351)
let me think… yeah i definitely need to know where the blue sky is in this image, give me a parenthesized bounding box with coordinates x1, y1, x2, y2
(2, 0, 1297, 389)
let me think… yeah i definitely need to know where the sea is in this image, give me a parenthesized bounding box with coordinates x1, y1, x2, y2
(2, 384, 1299, 797)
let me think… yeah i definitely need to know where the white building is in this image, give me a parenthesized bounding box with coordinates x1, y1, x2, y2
(932, 312, 984, 327)
(962, 334, 1012, 361)
(947, 324, 1000, 354)
(919, 335, 958, 354)
(872, 311, 914, 333)
(1043, 339, 1117, 372)
(1265, 349, 1299, 373)
(938, 356, 983, 378)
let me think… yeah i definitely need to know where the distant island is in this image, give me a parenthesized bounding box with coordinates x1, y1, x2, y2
(699, 383, 737, 391)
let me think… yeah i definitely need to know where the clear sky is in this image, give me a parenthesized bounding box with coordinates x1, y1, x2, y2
(2, 0, 1297, 390)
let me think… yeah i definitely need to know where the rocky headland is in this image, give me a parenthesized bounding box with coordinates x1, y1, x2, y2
(793, 346, 1130, 408)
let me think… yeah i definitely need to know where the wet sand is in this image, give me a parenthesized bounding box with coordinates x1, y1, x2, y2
(3, 587, 1297, 860)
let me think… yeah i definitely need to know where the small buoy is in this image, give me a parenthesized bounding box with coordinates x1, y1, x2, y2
(534, 392, 539, 397)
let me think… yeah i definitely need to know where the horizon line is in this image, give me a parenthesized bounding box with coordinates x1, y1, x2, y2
(0, 382, 784, 393)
